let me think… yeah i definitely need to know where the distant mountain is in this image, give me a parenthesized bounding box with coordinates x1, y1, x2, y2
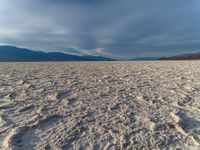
(0, 46, 115, 61)
(158, 52, 200, 60)
(130, 57, 158, 61)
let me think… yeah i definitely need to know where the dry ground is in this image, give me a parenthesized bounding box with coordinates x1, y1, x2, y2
(0, 61, 200, 150)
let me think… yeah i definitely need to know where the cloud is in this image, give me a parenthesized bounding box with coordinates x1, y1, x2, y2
(0, 0, 200, 58)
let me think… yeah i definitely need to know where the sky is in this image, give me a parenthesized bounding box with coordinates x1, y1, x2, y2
(0, 0, 200, 59)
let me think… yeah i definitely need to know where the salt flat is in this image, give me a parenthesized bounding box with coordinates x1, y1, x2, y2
(0, 61, 200, 150)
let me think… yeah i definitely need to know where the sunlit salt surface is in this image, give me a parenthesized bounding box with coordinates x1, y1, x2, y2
(0, 61, 199, 149)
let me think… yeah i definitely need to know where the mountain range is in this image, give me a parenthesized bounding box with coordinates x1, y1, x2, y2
(1, 45, 200, 61)
(158, 51, 200, 60)
(0, 46, 115, 61)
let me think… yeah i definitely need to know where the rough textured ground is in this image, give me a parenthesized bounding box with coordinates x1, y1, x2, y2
(0, 61, 200, 150)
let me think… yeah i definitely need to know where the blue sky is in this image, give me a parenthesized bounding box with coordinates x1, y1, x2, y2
(0, 0, 200, 59)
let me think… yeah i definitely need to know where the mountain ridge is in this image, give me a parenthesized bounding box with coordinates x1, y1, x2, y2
(0, 46, 116, 61)
(158, 51, 200, 60)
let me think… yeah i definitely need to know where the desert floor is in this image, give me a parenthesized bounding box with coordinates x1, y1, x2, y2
(0, 61, 200, 150)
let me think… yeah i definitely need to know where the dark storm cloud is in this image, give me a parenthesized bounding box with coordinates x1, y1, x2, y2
(0, 0, 200, 58)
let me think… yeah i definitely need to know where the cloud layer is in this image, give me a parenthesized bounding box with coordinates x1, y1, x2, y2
(0, 0, 200, 58)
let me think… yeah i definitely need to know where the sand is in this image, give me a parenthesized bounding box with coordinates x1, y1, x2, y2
(0, 61, 199, 150)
